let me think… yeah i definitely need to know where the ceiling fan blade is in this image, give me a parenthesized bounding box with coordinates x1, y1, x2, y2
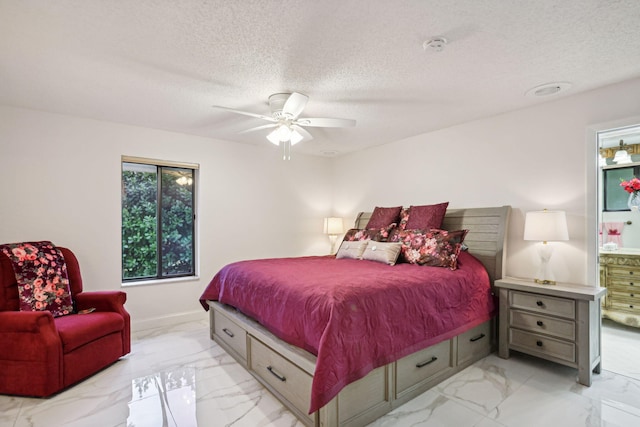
(282, 92, 309, 119)
(238, 123, 278, 134)
(295, 117, 356, 128)
(291, 125, 313, 141)
(212, 105, 276, 122)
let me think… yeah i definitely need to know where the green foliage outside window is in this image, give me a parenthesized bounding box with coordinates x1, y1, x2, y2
(122, 162, 195, 281)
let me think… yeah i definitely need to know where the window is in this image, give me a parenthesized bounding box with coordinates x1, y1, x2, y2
(603, 165, 640, 211)
(121, 157, 197, 282)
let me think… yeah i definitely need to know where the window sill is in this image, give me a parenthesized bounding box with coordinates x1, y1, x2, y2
(121, 275, 200, 288)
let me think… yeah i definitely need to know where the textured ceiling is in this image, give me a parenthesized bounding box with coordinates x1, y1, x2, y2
(1, 0, 640, 157)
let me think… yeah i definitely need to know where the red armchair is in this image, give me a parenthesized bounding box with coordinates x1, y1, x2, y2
(0, 247, 130, 397)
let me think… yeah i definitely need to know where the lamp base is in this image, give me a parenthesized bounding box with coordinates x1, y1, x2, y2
(533, 242, 557, 285)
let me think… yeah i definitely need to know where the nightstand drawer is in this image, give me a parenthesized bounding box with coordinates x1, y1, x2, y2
(213, 308, 247, 361)
(509, 329, 576, 363)
(509, 290, 575, 319)
(509, 310, 575, 341)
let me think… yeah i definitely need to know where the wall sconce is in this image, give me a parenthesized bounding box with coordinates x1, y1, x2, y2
(323, 217, 344, 255)
(523, 209, 569, 285)
(613, 140, 632, 164)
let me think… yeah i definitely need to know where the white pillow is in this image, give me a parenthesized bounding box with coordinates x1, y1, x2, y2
(362, 242, 402, 265)
(336, 240, 368, 260)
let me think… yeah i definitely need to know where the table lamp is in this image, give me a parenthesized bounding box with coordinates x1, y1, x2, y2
(324, 217, 344, 254)
(523, 209, 569, 285)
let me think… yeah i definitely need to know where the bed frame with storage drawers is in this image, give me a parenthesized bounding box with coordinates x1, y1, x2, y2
(207, 205, 511, 427)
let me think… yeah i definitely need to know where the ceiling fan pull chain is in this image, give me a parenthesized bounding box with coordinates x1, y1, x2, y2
(283, 140, 291, 160)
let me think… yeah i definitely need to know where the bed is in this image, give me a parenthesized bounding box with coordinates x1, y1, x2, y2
(200, 205, 511, 427)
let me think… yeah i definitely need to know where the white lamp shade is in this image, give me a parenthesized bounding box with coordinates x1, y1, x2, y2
(523, 210, 569, 242)
(324, 217, 344, 235)
(613, 149, 632, 164)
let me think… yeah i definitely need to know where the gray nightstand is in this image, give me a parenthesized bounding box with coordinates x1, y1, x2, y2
(495, 277, 606, 386)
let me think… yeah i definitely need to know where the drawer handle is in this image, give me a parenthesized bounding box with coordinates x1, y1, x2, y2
(536, 340, 543, 347)
(536, 300, 544, 307)
(470, 333, 486, 342)
(267, 366, 286, 382)
(416, 356, 438, 368)
(536, 320, 544, 327)
(222, 328, 235, 338)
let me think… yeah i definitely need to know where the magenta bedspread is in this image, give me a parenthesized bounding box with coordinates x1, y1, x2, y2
(199, 251, 494, 414)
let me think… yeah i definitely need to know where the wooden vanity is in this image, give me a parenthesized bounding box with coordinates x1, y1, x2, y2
(599, 248, 640, 327)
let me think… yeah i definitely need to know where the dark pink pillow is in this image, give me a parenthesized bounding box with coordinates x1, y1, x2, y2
(403, 202, 449, 230)
(366, 206, 402, 229)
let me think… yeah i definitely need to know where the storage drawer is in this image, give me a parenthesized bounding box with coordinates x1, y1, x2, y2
(608, 277, 640, 288)
(457, 321, 492, 366)
(213, 308, 247, 361)
(610, 289, 639, 300)
(396, 339, 452, 396)
(607, 266, 640, 277)
(509, 329, 575, 363)
(509, 290, 575, 319)
(610, 300, 640, 314)
(249, 337, 313, 423)
(509, 309, 575, 341)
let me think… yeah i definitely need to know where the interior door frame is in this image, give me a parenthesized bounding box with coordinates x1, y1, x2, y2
(587, 115, 640, 288)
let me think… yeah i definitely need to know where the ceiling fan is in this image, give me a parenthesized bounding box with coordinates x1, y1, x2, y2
(212, 92, 356, 159)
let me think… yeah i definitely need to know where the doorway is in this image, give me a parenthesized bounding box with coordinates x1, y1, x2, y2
(597, 124, 640, 379)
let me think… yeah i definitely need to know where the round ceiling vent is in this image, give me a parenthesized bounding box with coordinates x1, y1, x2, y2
(525, 82, 572, 97)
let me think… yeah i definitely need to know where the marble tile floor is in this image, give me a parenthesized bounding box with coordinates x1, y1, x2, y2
(601, 319, 640, 381)
(1, 317, 640, 427)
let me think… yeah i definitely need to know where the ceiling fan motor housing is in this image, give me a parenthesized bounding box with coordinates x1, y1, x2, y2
(269, 93, 294, 119)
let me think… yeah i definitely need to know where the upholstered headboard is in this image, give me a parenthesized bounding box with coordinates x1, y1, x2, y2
(354, 205, 511, 284)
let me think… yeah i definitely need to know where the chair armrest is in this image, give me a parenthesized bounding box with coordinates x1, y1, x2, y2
(0, 311, 56, 333)
(74, 291, 127, 313)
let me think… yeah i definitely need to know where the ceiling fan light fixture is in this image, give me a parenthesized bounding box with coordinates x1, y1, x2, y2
(290, 129, 303, 145)
(266, 129, 280, 145)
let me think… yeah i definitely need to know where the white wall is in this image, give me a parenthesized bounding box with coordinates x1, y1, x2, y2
(3, 77, 640, 328)
(0, 106, 333, 330)
(332, 77, 640, 287)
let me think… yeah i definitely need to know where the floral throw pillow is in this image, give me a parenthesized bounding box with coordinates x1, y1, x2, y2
(391, 229, 468, 270)
(0, 241, 73, 317)
(343, 226, 395, 242)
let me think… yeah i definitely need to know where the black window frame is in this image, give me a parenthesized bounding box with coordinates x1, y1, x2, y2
(121, 159, 197, 283)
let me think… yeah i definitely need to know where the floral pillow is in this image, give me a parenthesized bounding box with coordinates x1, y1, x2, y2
(0, 241, 73, 317)
(390, 228, 468, 270)
(343, 226, 395, 242)
(365, 206, 402, 229)
(401, 202, 449, 230)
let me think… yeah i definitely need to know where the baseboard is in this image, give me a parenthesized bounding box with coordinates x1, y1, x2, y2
(131, 310, 207, 333)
